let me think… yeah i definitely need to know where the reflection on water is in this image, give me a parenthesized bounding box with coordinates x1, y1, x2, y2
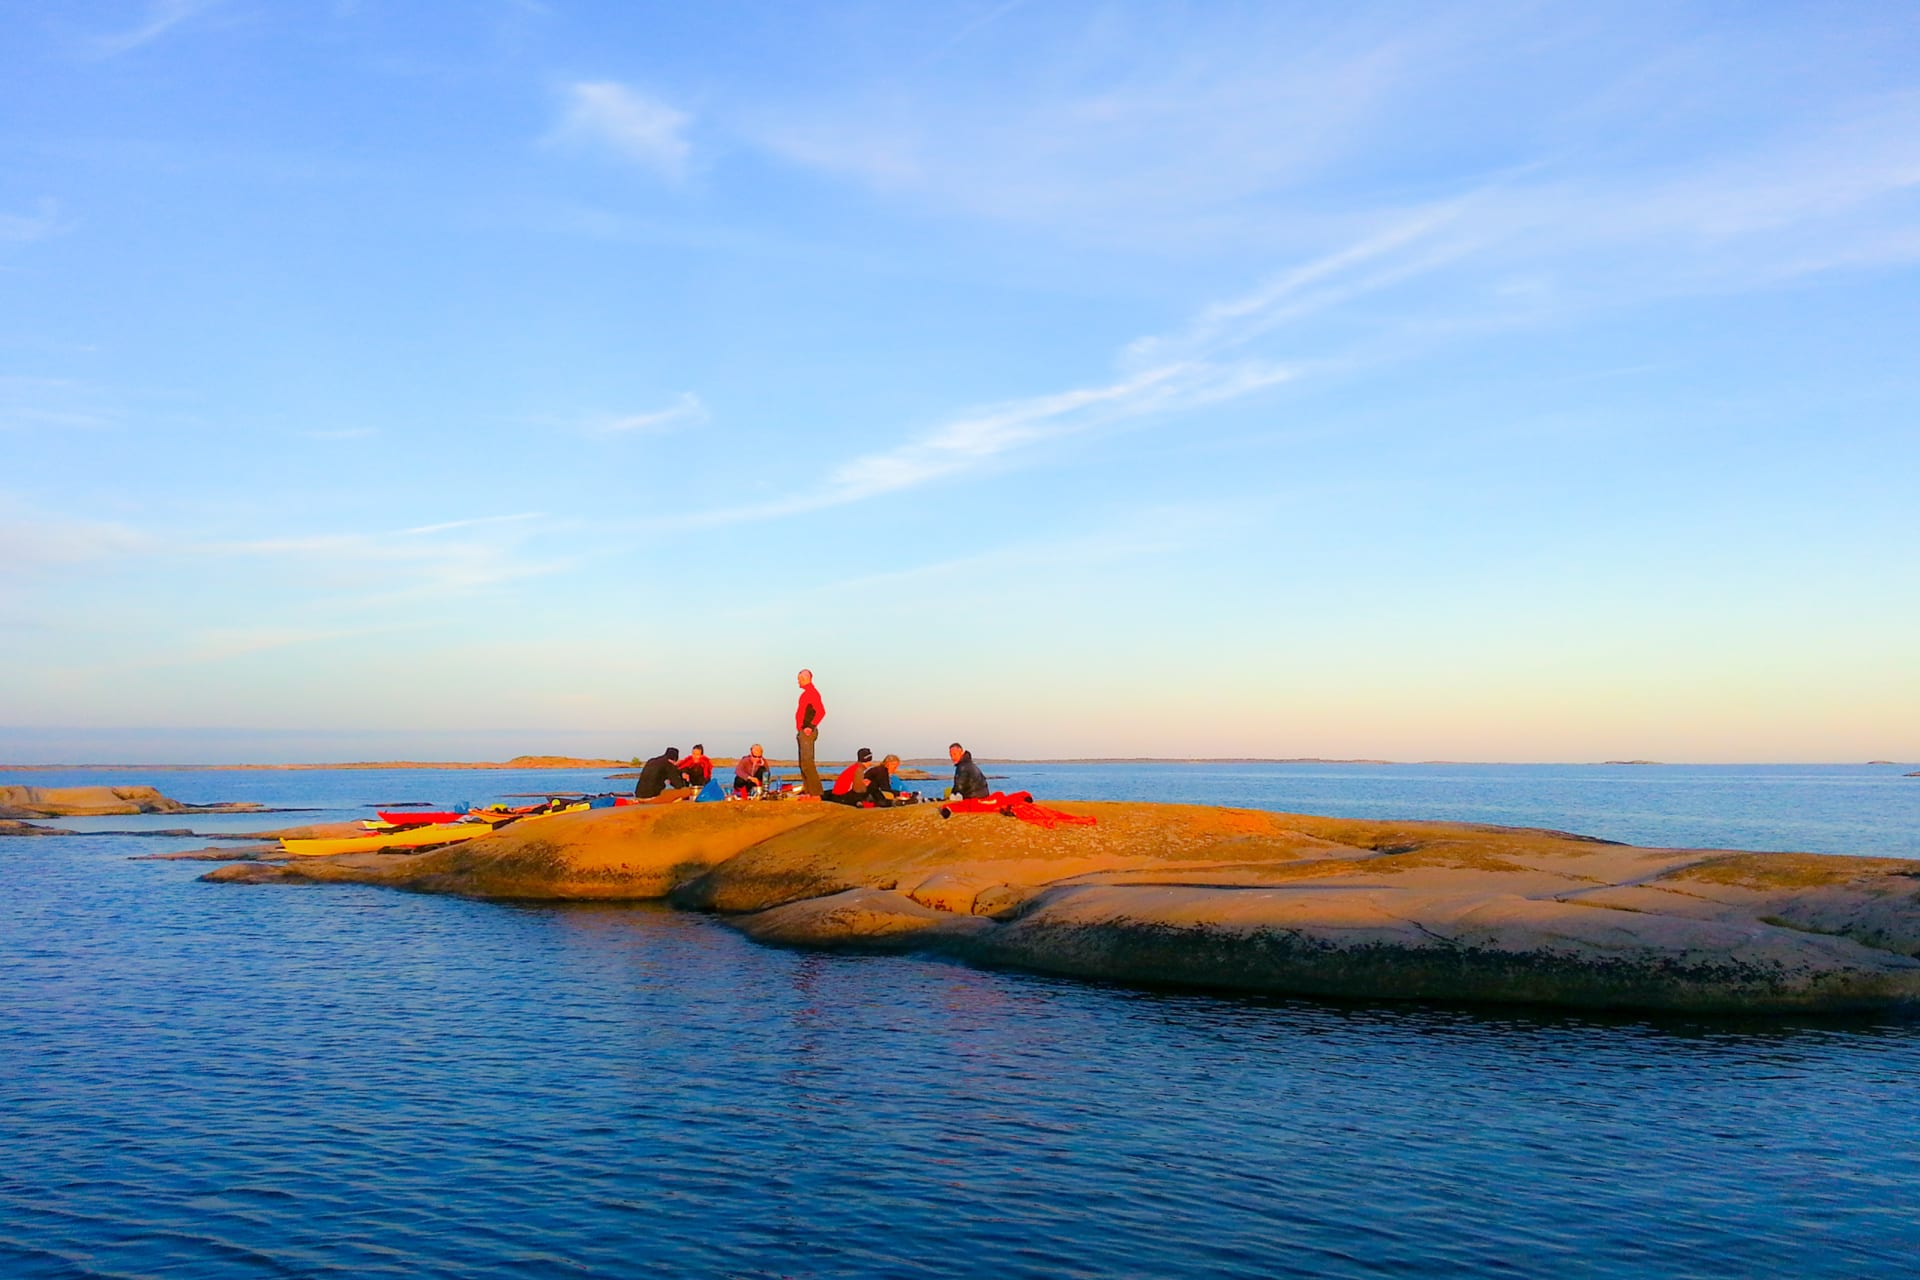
(3, 766, 1919, 1276)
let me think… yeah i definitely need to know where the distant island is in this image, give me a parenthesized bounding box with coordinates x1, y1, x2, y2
(903, 757, 1399, 766)
(5, 756, 1408, 769)
(1601, 760, 1664, 766)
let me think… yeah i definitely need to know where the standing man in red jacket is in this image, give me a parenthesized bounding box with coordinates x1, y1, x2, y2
(795, 669, 826, 796)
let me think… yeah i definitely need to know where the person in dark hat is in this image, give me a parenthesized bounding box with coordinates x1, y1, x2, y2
(828, 747, 876, 803)
(634, 747, 686, 800)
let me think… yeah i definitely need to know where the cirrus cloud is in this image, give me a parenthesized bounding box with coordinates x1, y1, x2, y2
(547, 81, 692, 180)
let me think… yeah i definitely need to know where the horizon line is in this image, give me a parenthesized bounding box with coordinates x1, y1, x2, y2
(3, 757, 1915, 771)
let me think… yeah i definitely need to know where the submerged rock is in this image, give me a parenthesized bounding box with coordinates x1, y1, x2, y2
(201, 800, 1920, 1014)
(0, 818, 74, 837)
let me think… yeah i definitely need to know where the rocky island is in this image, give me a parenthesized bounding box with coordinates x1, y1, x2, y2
(201, 799, 1920, 1015)
(0, 785, 268, 819)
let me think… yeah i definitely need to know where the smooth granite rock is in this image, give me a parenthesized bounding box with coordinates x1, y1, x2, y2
(200, 800, 1920, 1013)
(0, 785, 265, 818)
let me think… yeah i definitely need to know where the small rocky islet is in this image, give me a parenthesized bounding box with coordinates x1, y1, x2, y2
(203, 797, 1920, 1015)
(0, 784, 271, 828)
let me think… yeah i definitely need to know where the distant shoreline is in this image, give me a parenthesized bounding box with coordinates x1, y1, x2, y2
(0, 756, 629, 773)
(904, 757, 1401, 766)
(3, 756, 1910, 771)
(6, 756, 1414, 770)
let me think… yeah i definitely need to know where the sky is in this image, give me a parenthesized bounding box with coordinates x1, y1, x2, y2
(1, 0, 1917, 764)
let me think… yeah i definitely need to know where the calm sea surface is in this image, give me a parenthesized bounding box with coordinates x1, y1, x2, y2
(4, 763, 1919, 1277)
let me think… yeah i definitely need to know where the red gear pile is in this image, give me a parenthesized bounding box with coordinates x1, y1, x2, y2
(939, 791, 1097, 828)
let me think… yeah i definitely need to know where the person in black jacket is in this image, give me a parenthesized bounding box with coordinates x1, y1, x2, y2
(634, 748, 685, 800)
(864, 754, 909, 807)
(947, 743, 989, 800)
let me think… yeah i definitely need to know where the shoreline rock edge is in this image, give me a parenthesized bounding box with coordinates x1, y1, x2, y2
(200, 800, 1920, 1014)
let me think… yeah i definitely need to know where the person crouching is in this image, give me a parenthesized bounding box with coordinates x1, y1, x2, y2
(677, 743, 714, 790)
(733, 743, 771, 796)
(826, 748, 876, 804)
(634, 747, 687, 800)
(862, 754, 908, 808)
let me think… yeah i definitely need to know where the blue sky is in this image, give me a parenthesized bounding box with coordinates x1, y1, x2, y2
(2, 0, 1916, 763)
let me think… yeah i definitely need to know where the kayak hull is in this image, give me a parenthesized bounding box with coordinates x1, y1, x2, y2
(282, 821, 495, 857)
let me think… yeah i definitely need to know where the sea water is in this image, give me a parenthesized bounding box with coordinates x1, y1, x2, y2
(4, 763, 1918, 1277)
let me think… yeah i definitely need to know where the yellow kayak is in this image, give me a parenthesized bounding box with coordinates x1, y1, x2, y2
(283, 800, 594, 857)
(281, 820, 498, 858)
(467, 800, 592, 822)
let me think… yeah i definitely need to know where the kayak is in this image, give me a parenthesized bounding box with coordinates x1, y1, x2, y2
(376, 800, 595, 827)
(281, 820, 498, 858)
(376, 810, 466, 826)
(484, 800, 589, 822)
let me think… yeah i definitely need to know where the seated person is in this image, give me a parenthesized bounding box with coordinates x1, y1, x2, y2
(677, 743, 714, 789)
(860, 754, 909, 808)
(947, 742, 989, 800)
(825, 748, 876, 804)
(633, 747, 686, 800)
(733, 743, 771, 796)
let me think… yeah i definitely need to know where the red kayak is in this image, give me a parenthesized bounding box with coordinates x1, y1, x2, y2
(376, 810, 466, 826)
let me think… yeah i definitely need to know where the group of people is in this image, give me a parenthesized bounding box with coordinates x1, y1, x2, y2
(630, 669, 994, 806)
(632, 742, 774, 800)
(823, 748, 909, 807)
(630, 743, 709, 799)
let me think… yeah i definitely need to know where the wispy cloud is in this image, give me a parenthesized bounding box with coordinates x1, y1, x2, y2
(0, 375, 113, 432)
(648, 77, 1920, 532)
(209, 513, 563, 602)
(708, 499, 1256, 626)
(1122, 207, 1476, 370)
(0, 492, 154, 574)
(0, 406, 111, 431)
(593, 392, 707, 435)
(680, 358, 1291, 528)
(921, 0, 1031, 69)
(734, 9, 1431, 242)
(0, 199, 63, 244)
(732, 7, 1920, 291)
(88, 0, 226, 58)
(400, 512, 543, 536)
(163, 622, 423, 665)
(44, 620, 434, 681)
(547, 82, 692, 180)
